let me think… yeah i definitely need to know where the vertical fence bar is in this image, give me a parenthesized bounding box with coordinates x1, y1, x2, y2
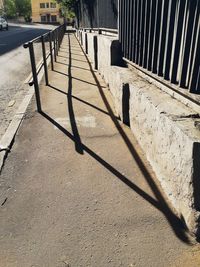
(189, 10, 200, 93)
(129, 0, 134, 60)
(118, 0, 122, 42)
(152, 0, 162, 73)
(163, 0, 177, 80)
(147, 0, 156, 71)
(139, 0, 145, 66)
(133, 0, 137, 62)
(28, 42, 42, 112)
(120, 0, 124, 53)
(180, 0, 198, 88)
(170, 0, 186, 84)
(126, 0, 130, 59)
(136, 0, 141, 64)
(143, 0, 150, 68)
(124, 0, 128, 58)
(157, 0, 169, 76)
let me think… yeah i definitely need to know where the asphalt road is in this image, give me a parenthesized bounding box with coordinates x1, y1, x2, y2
(0, 23, 55, 139)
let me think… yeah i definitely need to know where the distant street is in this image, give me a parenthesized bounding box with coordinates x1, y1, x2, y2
(0, 23, 55, 139)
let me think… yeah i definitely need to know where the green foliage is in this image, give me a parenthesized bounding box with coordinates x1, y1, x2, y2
(4, 0, 16, 18)
(4, 0, 31, 18)
(56, 0, 76, 19)
(15, 0, 31, 17)
(56, 0, 77, 10)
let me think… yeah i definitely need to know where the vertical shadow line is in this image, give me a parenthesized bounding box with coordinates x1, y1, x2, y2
(67, 33, 84, 154)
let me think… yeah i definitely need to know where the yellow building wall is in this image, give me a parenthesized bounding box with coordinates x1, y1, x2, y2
(31, 0, 63, 24)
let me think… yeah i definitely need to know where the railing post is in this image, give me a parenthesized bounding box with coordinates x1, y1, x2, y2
(28, 42, 42, 112)
(59, 27, 61, 48)
(41, 35, 49, 85)
(49, 32, 54, 70)
(58, 27, 60, 48)
(53, 31, 57, 62)
(56, 29, 59, 55)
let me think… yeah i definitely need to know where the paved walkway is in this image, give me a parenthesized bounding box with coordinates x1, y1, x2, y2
(0, 33, 200, 267)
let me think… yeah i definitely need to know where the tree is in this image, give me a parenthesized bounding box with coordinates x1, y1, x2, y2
(15, 0, 31, 17)
(56, 0, 77, 11)
(56, 0, 77, 22)
(4, 0, 31, 19)
(4, 0, 16, 18)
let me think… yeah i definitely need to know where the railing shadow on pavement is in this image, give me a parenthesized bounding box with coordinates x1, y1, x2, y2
(53, 69, 105, 87)
(48, 85, 120, 120)
(57, 55, 86, 63)
(66, 33, 84, 154)
(39, 33, 192, 244)
(56, 61, 91, 72)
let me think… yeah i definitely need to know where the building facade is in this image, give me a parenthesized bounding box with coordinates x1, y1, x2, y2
(31, 0, 63, 24)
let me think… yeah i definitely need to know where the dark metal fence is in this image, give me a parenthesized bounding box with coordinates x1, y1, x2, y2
(119, 0, 200, 94)
(23, 24, 65, 112)
(75, 0, 118, 29)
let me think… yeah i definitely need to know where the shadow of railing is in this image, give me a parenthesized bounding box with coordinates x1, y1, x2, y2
(67, 34, 84, 154)
(42, 32, 192, 244)
(48, 84, 120, 120)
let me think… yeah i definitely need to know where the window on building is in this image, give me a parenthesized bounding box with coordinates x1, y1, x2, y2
(50, 2, 56, 8)
(46, 2, 49, 8)
(41, 15, 46, 22)
(40, 3, 45, 8)
(51, 15, 57, 22)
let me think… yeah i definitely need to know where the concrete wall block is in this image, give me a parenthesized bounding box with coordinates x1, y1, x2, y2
(76, 30, 200, 235)
(87, 33, 98, 69)
(102, 66, 135, 123)
(129, 79, 200, 235)
(97, 35, 122, 72)
(80, 31, 87, 52)
(87, 33, 95, 63)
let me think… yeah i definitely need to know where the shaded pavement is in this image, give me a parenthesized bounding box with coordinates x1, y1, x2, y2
(0, 33, 200, 267)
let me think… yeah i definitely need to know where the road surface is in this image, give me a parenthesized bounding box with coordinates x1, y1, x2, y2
(0, 23, 55, 139)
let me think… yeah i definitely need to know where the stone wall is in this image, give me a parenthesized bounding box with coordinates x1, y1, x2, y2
(76, 30, 200, 237)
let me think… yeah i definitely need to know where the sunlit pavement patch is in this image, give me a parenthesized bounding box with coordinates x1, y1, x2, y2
(54, 116, 97, 129)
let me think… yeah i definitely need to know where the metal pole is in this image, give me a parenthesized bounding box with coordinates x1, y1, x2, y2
(53, 31, 57, 61)
(97, 0, 101, 34)
(41, 35, 49, 85)
(57, 27, 60, 48)
(49, 32, 54, 70)
(28, 42, 42, 112)
(56, 29, 59, 55)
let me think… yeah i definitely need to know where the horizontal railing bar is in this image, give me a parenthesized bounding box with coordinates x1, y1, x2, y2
(81, 28, 118, 34)
(24, 24, 65, 48)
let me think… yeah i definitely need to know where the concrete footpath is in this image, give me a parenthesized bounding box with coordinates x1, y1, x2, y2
(0, 33, 200, 267)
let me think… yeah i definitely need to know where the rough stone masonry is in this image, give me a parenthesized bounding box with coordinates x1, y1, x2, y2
(77, 30, 200, 237)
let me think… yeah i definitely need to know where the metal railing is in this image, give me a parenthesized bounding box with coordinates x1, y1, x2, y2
(119, 0, 200, 94)
(23, 24, 66, 112)
(81, 27, 118, 35)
